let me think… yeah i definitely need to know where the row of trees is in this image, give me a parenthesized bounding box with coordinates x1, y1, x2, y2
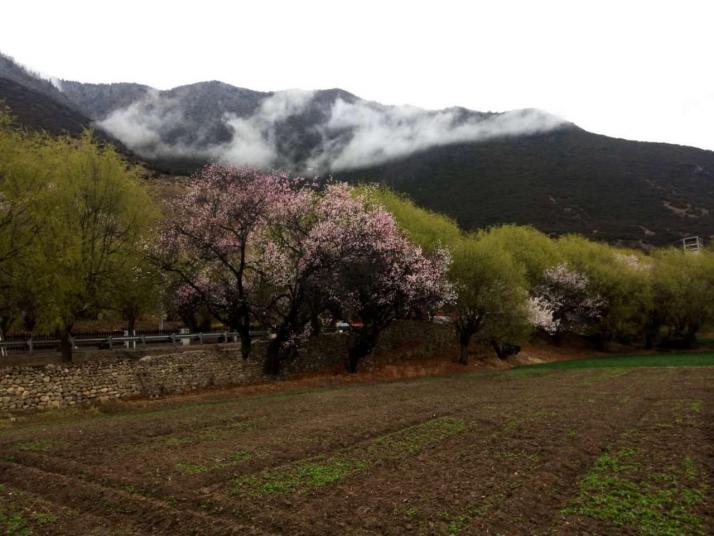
(2, 112, 713, 370)
(368, 187, 714, 361)
(0, 115, 453, 371)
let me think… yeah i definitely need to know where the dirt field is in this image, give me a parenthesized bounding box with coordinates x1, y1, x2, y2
(0, 361, 713, 535)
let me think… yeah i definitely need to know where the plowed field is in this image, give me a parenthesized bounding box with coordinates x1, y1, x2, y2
(1, 359, 713, 535)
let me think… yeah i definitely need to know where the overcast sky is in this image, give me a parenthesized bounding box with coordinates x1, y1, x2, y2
(3, 0, 713, 150)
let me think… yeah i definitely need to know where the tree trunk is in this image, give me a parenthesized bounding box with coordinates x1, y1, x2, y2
(264, 339, 281, 375)
(58, 329, 73, 362)
(264, 335, 295, 375)
(458, 343, 469, 365)
(0, 317, 14, 345)
(683, 329, 698, 349)
(263, 322, 297, 375)
(347, 327, 379, 373)
(457, 329, 472, 365)
(238, 326, 252, 360)
(590, 333, 611, 352)
(127, 315, 137, 334)
(310, 313, 322, 337)
(492, 340, 511, 359)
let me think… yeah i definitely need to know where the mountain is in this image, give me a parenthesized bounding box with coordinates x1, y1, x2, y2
(0, 53, 128, 150)
(339, 128, 714, 246)
(0, 76, 91, 136)
(1, 51, 713, 246)
(0, 52, 76, 109)
(54, 79, 542, 173)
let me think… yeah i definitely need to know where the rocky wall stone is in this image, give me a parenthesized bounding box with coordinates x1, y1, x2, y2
(0, 321, 454, 412)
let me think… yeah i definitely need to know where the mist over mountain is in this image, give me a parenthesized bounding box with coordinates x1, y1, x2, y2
(57, 79, 566, 173)
(1, 51, 713, 247)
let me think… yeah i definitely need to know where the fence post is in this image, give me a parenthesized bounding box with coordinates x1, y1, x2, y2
(27, 338, 33, 353)
(179, 328, 190, 346)
(199, 333, 204, 345)
(108, 335, 113, 351)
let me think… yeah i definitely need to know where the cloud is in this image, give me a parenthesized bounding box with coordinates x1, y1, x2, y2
(212, 89, 315, 167)
(308, 100, 565, 171)
(98, 89, 182, 151)
(96, 88, 565, 172)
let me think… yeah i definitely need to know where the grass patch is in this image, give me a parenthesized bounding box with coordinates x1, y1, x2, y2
(494, 449, 540, 463)
(235, 458, 366, 496)
(0, 511, 30, 536)
(29, 512, 56, 526)
(503, 368, 553, 378)
(441, 511, 470, 534)
(565, 449, 707, 535)
(501, 418, 520, 433)
(229, 449, 252, 462)
(13, 440, 53, 452)
(257, 387, 333, 402)
(579, 368, 633, 385)
(175, 462, 211, 474)
(365, 416, 466, 458)
(437, 494, 504, 535)
(176, 448, 254, 475)
(516, 352, 714, 371)
(233, 417, 466, 497)
(137, 419, 267, 453)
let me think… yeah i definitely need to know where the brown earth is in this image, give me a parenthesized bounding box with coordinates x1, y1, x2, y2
(0, 362, 712, 535)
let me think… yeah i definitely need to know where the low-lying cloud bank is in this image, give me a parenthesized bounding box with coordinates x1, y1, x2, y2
(306, 101, 564, 171)
(97, 89, 565, 172)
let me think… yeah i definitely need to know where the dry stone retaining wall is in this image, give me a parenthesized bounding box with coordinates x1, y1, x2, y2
(0, 321, 454, 412)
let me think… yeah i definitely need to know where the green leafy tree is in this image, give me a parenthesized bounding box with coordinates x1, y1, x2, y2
(558, 235, 653, 348)
(477, 225, 561, 287)
(0, 109, 49, 339)
(356, 185, 462, 252)
(29, 133, 158, 360)
(450, 236, 531, 363)
(650, 249, 714, 348)
(109, 255, 163, 333)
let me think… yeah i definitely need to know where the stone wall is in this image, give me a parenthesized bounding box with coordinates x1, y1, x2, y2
(0, 321, 454, 412)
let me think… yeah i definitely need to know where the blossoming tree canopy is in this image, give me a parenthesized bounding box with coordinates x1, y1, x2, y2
(254, 183, 455, 374)
(157, 165, 312, 358)
(529, 262, 605, 339)
(158, 167, 454, 372)
(319, 187, 455, 372)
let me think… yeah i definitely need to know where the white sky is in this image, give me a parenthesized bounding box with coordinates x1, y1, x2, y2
(2, 0, 714, 150)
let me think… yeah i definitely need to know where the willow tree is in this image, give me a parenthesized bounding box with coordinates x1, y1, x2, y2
(450, 236, 531, 363)
(358, 185, 462, 252)
(0, 110, 52, 339)
(478, 224, 561, 287)
(650, 248, 714, 348)
(557, 235, 653, 348)
(31, 133, 158, 360)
